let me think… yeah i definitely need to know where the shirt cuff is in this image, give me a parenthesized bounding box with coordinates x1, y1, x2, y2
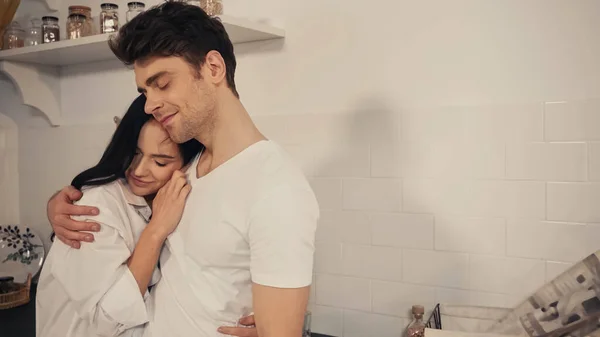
(252, 272, 313, 288)
(100, 267, 149, 332)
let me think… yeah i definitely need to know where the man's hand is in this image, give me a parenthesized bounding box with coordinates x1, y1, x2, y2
(217, 315, 258, 337)
(47, 186, 100, 249)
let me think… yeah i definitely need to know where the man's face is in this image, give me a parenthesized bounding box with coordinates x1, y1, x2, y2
(134, 56, 216, 144)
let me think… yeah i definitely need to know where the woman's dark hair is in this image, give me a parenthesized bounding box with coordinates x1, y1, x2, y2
(108, 0, 238, 98)
(71, 94, 203, 190)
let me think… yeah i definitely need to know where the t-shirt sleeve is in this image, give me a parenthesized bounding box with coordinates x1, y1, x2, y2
(248, 184, 319, 288)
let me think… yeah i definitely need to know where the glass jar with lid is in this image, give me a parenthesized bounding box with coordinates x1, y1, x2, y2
(2, 21, 25, 50)
(184, 0, 201, 7)
(67, 13, 87, 40)
(68, 5, 93, 36)
(201, 0, 223, 16)
(41, 16, 60, 43)
(100, 3, 119, 34)
(126, 2, 145, 22)
(25, 18, 42, 46)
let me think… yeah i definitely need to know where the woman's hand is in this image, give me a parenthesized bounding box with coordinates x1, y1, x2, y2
(147, 170, 191, 240)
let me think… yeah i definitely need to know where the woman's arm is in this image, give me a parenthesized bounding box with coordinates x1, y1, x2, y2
(126, 225, 166, 295)
(49, 215, 151, 337)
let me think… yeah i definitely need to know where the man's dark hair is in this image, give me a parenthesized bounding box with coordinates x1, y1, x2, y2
(109, 0, 239, 97)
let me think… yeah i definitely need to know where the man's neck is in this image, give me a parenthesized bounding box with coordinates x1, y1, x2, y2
(195, 93, 265, 177)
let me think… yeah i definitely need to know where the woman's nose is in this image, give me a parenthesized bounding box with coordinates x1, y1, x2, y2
(132, 158, 148, 177)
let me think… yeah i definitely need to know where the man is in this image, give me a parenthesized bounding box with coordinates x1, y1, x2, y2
(46, 2, 319, 336)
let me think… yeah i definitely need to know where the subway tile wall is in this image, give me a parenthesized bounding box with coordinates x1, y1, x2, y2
(13, 99, 600, 337)
(252, 100, 600, 337)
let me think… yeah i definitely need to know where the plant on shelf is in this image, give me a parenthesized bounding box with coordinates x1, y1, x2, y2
(0, 225, 42, 265)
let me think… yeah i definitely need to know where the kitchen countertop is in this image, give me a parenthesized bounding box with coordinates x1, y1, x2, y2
(0, 283, 335, 337)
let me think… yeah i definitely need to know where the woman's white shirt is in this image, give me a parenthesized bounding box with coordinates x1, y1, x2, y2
(36, 179, 160, 337)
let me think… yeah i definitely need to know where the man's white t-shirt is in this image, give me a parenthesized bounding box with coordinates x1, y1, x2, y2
(143, 140, 319, 337)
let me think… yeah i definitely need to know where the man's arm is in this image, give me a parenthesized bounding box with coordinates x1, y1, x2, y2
(47, 185, 100, 248)
(248, 183, 319, 337)
(252, 284, 310, 337)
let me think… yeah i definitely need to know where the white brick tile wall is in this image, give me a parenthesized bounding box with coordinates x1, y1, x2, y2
(547, 183, 600, 222)
(545, 100, 600, 141)
(403, 180, 545, 218)
(469, 255, 546, 296)
(435, 217, 506, 255)
(308, 305, 344, 337)
(400, 140, 505, 179)
(309, 178, 343, 210)
(343, 310, 405, 337)
(589, 142, 600, 181)
(545, 261, 573, 282)
(317, 210, 371, 244)
(342, 245, 403, 281)
(370, 141, 403, 178)
(370, 212, 434, 249)
(402, 249, 470, 289)
(507, 219, 600, 262)
(434, 288, 511, 308)
(506, 143, 587, 181)
(343, 178, 402, 211)
(316, 275, 371, 311)
(315, 242, 343, 274)
(371, 281, 436, 317)
(313, 143, 371, 178)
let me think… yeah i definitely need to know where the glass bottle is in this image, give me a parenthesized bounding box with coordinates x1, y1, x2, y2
(126, 2, 145, 22)
(2, 21, 25, 50)
(67, 13, 87, 40)
(42, 16, 60, 43)
(68, 6, 93, 37)
(303, 311, 311, 337)
(100, 3, 119, 34)
(201, 0, 223, 16)
(184, 0, 202, 7)
(406, 305, 426, 337)
(25, 18, 42, 46)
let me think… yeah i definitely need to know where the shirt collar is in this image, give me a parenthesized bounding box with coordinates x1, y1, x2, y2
(117, 179, 148, 207)
(117, 179, 153, 223)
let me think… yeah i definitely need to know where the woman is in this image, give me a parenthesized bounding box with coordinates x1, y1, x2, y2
(36, 94, 202, 337)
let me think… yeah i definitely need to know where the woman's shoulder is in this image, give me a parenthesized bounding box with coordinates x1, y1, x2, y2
(76, 180, 126, 208)
(72, 181, 135, 228)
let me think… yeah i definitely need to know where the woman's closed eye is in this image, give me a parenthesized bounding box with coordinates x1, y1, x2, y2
(155, 161, 167, 167)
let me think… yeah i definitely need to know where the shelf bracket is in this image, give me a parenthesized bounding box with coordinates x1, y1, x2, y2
(0, 61, 61, 126)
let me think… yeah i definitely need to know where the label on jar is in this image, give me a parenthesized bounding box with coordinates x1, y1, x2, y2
(42, 27, 59, 43)
(101, 12, 119, 33)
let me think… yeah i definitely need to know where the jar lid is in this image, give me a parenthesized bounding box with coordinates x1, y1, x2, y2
(68, 5, 91, 11)
(412, 305, 425, 315)
(6, 21, 25, 32)
(68, 13, 87, 20)
(42, 16, 59, 21)
(127, 1, 145, 7)
(101, 3, 119, 9)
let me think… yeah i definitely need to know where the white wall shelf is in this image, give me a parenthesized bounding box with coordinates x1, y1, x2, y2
(0, 15, 285, 125)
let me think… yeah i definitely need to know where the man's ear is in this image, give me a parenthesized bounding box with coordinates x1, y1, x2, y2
(113, 116, 121, 127)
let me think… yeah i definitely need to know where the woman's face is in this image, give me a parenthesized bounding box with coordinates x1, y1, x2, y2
(126, 119, 184, 196)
